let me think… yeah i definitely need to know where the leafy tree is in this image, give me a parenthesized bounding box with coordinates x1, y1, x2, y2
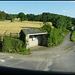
(18, 12, 26, 22)
(72, 18, 75, 26)
(27, 14, 35, 21)
(40, 23, 61, 47)
(42, 13, 47, 24)
(6, 14, 12, 20)
(40, 23, 52, 33)
(0, 11, 6, 21)
(66, 20, 72, 30)
(56, 16, 68, 35)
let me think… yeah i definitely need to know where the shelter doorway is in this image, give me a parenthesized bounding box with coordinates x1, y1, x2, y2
(37, 35, 42, 45)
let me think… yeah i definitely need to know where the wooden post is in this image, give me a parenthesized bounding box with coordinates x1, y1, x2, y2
(17, 33, 18, 38)
(10, 33, 11, 37)
(10, 33, 19, 38)
(1, 35, 3, 41)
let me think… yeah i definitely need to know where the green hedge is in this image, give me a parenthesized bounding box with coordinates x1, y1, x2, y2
(71, 30, 75, 41)
(2, 37, 31, 55)
(40, 23, 69, 47)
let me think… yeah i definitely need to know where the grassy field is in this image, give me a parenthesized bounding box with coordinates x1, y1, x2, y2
(0, 20, 53, 36)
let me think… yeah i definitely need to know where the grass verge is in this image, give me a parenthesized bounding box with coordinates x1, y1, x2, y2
(63, 45, 75, 53)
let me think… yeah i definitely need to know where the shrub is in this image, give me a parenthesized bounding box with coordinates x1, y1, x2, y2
(40, 23, 52, 33)
(2, 37, 30, 55)
(71, 30, 75, 41)
(71, 26, 74, 31)
(47, 28, 60, 47)
(40, 23, 69, 47)
(20, 30, 26, 48)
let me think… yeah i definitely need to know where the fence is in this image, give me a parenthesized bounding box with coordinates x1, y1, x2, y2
(0, 33, 20, 41)
(10, 33, 19, 38)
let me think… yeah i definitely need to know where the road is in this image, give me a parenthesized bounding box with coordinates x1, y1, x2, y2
(49, 48, 75, 72)
(0, 32, 75, 72)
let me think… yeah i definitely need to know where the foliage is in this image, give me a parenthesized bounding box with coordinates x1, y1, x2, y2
(71, 26, 74, 30)
(42, 13, 47, 24)
(26, 12, 73, 31)
(27, 14, 42, 21)
(18, 12, 27, 21)
(40, 23, 52, 33)
(56, 16, 66, 35)
(1, 11, 73, 31)
(40, 23, 69, 47)
(71, 30, 75, 41)
(2, 37, 30, 55)
(0, 36, 2, 51)
(47, 27, 61, 47)
(20, 30, 26, 48)
(0, 11, 6, 21)
(27, 14, 35, 21)
(6, 14, 12, 20)
(72, 18, 75, 27)
(6, 14, 18, 20)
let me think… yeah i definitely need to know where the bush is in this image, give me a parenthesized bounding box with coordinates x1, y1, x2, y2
(71, 30, 75, 41)
(47, 28, 61, 47)
(2, 37, 31, 55)
(71, 26, 74, 31)
(40, 23, 52, 33)
(20, 30, 26, 48)
(40, 23, 69, 47)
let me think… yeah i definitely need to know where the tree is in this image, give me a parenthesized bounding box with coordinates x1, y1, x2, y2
(18, 12, 26, 22)
(56, 16, 67, 34)
(0, 11, 6, 21)
(6, 14, 12, 20)
(42, 13, 47, 24)
(27, 14, 35, 21)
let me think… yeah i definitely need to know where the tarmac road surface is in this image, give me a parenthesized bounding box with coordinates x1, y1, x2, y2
(49, 48, 75, 72)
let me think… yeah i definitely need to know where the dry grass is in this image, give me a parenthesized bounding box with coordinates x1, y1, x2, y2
(0, 20, 53, 36)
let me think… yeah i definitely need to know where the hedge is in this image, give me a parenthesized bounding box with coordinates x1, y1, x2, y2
(2, 37, 31, 55)
(71, 30, 75, 41)
(40, 23, 69, 47)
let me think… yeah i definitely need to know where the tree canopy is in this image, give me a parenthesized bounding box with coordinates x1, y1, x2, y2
(0, 11, 6, 21)
(0, 11, 74, 31)
(18, 12, 27, 22)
